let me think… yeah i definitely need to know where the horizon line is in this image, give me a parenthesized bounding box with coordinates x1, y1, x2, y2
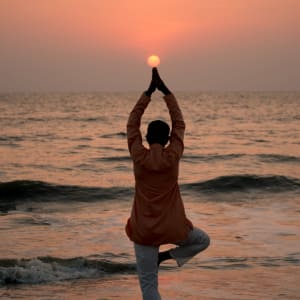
(1, 89, 299, 94)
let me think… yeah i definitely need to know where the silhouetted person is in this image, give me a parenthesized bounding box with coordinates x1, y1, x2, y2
(126, 68, 210, 300)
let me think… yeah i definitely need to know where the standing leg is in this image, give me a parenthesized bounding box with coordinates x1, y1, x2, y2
(134, 243, 161, 300)
(168, 227, 210, 267)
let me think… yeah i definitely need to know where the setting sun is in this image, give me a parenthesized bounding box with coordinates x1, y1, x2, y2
(147, 55, 160, 67)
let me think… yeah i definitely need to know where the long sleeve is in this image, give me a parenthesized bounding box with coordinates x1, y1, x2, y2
(125, 92, 193, 246)
(164, 94, 185, 157)
(127, 93, 151, 156)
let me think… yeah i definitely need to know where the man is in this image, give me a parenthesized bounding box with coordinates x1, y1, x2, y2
(126, 68, 210, 300)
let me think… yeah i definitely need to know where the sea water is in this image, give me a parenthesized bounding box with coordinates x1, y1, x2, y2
(0, 92, 299, 299)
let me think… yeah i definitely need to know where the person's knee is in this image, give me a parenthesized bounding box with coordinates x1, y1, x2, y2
(194, 229, 210, 251)
(202, 232, 210, 250)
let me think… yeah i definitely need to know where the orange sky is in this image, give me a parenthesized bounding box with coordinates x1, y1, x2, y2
(0, 0, 299, 91)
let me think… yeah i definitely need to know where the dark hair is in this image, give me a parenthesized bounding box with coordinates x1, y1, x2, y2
(146, 120, 170, 146)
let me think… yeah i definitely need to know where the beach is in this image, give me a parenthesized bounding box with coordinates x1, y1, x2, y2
(0, 91, 299, 299)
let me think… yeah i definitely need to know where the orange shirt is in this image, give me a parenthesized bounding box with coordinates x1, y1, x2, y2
(125, 93, 193, 246)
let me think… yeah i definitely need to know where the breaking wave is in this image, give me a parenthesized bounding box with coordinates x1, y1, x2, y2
(1, 252, 299, 285)
(0, 256, 136, 285)
(182, 174, 300, 193)
(1, 175, 299, 211)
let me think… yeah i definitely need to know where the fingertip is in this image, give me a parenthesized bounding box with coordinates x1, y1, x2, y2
(153, 68, 159, 76)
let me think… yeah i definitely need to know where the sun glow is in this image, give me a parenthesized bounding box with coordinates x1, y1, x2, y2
(147, 55, 160, 67)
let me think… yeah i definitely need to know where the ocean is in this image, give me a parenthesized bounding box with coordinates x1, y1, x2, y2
(0, 91, 299, 299)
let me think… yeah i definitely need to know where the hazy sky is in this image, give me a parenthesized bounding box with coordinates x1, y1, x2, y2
(1, 0, 299, 92)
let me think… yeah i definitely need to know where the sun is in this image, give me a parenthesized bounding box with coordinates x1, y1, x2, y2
(147, 55, 160, 67)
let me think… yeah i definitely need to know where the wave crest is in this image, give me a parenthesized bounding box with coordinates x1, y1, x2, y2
(1, 175, 299, 211)
(0, 180, 133, 212)
(183, 174, 300, 193)
(0, 256, 136, 285)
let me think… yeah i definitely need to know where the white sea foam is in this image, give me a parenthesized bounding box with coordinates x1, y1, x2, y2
(0, 258, 101, 284)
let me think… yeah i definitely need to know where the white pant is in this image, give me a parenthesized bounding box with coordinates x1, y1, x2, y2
(134, 227, 210, 300)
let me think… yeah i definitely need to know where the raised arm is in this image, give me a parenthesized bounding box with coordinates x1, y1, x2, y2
(153, 68, 185, 156)
(164, 94, 185, 155)
(127, 69, 156, 155)
(127, 93, 151, 155)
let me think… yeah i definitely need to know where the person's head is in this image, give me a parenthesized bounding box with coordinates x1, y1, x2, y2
(146, 120, 170, 147)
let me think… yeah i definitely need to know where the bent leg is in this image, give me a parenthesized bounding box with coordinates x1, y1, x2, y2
(134, 243, 161, 300)
(169, 227, 210, 267)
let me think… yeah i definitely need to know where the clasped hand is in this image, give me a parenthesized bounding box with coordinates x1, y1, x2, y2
(145, 68, 171, 97)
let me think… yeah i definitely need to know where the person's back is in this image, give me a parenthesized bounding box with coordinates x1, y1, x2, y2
(125, 68, 210, 300)
(126, 90, 192, 246)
